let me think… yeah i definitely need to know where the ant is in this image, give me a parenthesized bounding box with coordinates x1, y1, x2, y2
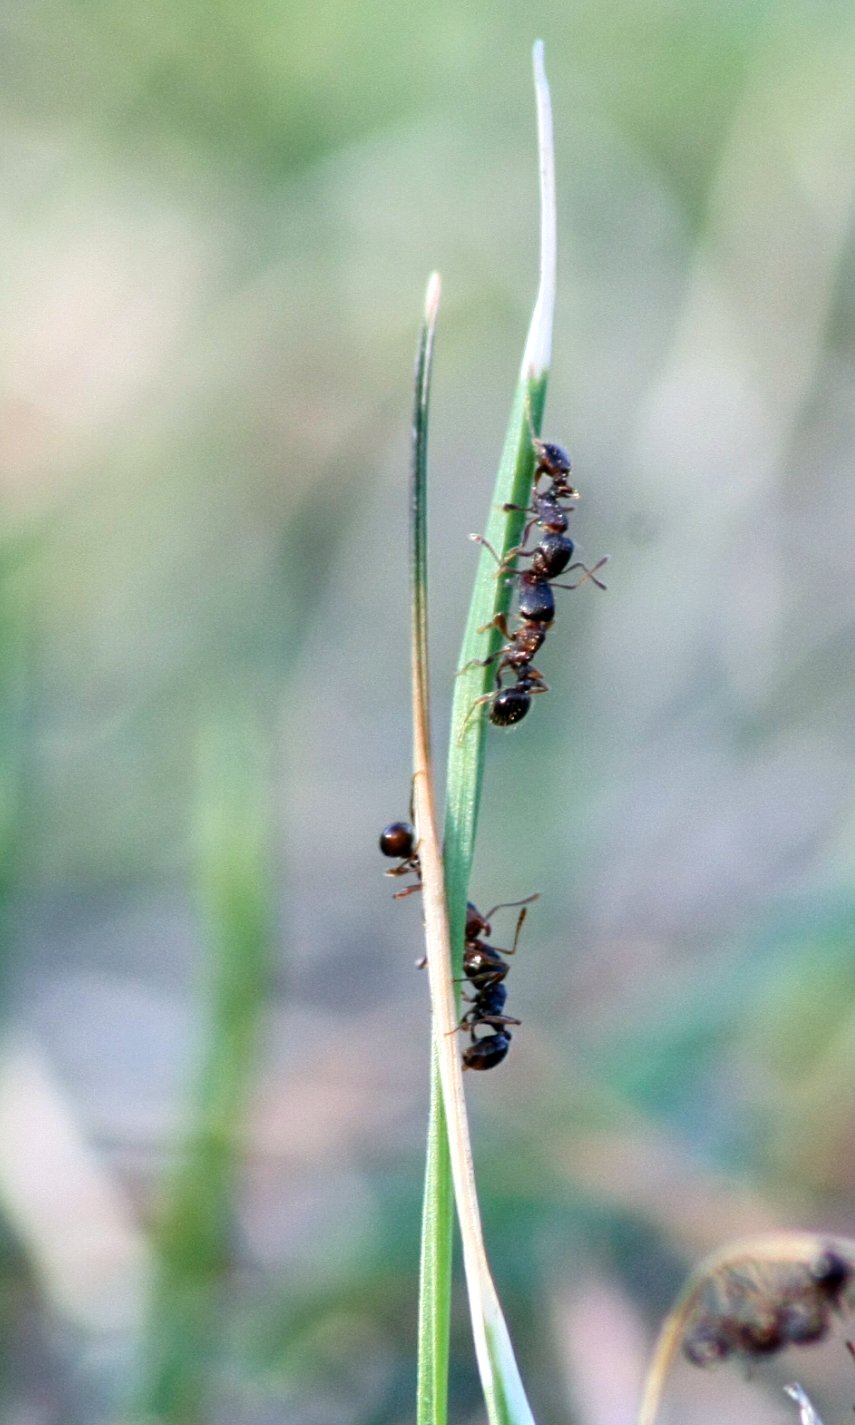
(501, 438, 580, 549)
(462, 894, 536, 987)
(503, 468, 577, 549)
(459, 550, 604, 735)
(679, 1239, 855, 1367)
(379, 820, 422, 898)
(470, 535, 608, 615)
(458, 894, 537, 1071)
(459, 425, 606, 736)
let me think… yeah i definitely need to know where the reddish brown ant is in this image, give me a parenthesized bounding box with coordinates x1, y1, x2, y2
(379, 820, 422, 898)
(681, 1243, 854, 1366)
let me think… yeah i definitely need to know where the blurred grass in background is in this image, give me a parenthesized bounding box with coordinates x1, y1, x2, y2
(3, 1, 855, 1421)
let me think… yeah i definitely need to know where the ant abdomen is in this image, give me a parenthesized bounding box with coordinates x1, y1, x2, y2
(489, 686, 532, 727)
(462, 1030, 512, 1071)
(379, 822, 415, 859)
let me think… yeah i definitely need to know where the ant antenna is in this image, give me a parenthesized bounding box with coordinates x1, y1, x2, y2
(480, 892, 541, 924)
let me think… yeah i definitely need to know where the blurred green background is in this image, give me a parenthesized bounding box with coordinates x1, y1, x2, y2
(3, 1, 855, 1422)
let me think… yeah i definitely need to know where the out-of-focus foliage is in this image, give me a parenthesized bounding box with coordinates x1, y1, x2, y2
(3, 1, 855, 1422)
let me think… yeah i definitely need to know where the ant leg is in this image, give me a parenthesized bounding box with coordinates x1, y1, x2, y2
(449, 1010, 521, 1036)
(477, 612, 513, 639)
(459, 619, 520, 675)
(503, 540, 541, 563)
(510, 507, 538, 538)
(457, 651, 500, 675)
(392, 882, 423, 900)
(551, 556, 609, 592)
(471, 1012, 521, 1029)
(454, 967, 504, 989)
(446, 1017, 478, 1037)
(469, 533, 525, 580)
(384, 858, 419, 880)
(486, 907, 528, 959)
(457, 692, 494, 744)
(502, 504, 539, 541)
(468, 532, 504, 565)
(478, 906, 533, 961)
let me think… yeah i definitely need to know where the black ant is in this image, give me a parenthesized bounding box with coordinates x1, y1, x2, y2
(458, 551, 559, 736)
(460, 427, 606, 736)
(458, 894, 537, 1071)
(462, 895, 536, 986)
(498, 450, 585, 582)
(379, 820, 421, 898)
(459, 550, 604, 734)
(469, 530, 605, 591)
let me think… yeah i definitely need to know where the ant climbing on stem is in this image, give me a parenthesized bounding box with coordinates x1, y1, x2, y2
(378, 820, 421, 898)
(457, 894, 537, 1071)
(459, 419, 607, 736)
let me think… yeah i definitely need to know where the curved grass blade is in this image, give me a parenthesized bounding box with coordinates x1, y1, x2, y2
(638, 1232, 855, 1425)
(411, 263, 540, 1425)
(411, 272, 453, 1425)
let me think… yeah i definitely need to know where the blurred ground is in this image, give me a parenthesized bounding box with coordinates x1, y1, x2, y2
(3, 1, 855, 1422)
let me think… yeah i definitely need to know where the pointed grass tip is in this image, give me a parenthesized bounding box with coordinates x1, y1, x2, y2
(424, 272, 441, 322)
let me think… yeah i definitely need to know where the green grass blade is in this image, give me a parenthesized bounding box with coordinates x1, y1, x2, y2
(444, 38, 554, 953)
(437, 40, 556, 1425)
(132, 708, 276, 1424)
(417, 1045, 453, 1425)
(411, 273, 440, 762)
(413, 41, 558, 1425)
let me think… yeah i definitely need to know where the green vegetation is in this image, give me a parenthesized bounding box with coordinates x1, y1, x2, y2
(2, 3, 855, 1421)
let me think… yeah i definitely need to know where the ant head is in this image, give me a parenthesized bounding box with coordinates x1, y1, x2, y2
(465, 902, 490, 939)
(533, 438, 572, 477)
